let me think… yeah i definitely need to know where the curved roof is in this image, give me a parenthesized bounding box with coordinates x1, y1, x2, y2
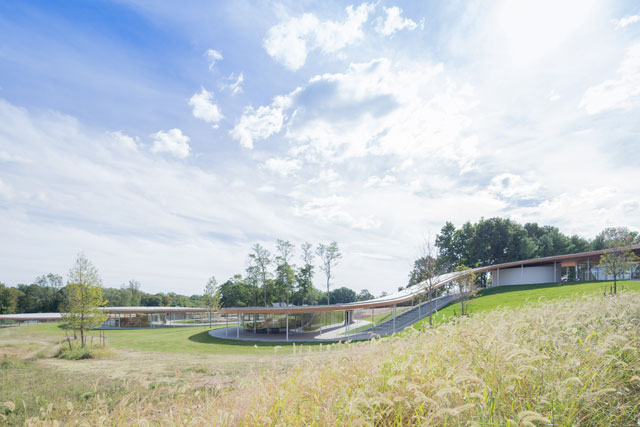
(2, 245, 638, 320)
(220, 244, 640, 314)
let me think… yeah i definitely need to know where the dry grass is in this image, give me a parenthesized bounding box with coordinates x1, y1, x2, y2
(4, 293, 640, 426)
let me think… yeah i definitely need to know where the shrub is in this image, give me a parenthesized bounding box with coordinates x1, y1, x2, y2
(55, 343, 113, 360)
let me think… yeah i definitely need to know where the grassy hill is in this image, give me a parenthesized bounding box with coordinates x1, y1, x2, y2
(1, 280, 639, 424)
(413, 279, 640, 329)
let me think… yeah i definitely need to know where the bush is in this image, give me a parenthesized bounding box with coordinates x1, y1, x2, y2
(55, 343, 113, 360)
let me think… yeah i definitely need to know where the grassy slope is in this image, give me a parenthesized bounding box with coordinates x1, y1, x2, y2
(5, 291, 638, 425)
(413, 279, 640, 329)
(2, 280, 637, 356)
(0, 323, 314, 356)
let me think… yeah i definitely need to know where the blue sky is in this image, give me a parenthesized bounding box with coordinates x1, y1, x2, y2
(1, 0, 639, 295)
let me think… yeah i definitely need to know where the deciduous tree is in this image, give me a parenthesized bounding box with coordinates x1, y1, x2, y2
(61, 254, 107, 347)
(203, 276, 220, 327)
(316, 242, 342, 305)
(455, 265, 476, 315)
(249, 243, 272, 306)
(598, 227, 638, 294)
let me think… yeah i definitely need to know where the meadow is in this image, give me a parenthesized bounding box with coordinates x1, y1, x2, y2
(0, 280, 639, 425)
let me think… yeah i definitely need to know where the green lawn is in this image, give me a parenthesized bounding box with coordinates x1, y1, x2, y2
(0, 323, 320, 355)
(3, 280, 638, 355)
(412, 279, 640, 329)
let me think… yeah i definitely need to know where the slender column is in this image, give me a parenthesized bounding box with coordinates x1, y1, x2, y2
(554, 261, 557, 282)
(521, 264, 524, 282)
(254, 314, 257, 334)
(497, 268, 500, 286)
(347, 312, 350, 339)
(225, 314, 228, 337)
(237, 315, 239, 338)
(286, 313, 289, 342)
(371, 308, 374, 331)
(587, 258, 590, 280)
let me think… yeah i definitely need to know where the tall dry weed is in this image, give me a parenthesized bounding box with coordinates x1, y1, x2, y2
(21, 293, 640, 426)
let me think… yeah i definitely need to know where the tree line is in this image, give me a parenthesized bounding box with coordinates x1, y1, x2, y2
(213, 240, 372, 308)
(408, 218, 639, 287)
(0, 240, 377, 315)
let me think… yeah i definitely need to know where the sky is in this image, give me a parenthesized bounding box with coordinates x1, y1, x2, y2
(0, 0, 639, 296)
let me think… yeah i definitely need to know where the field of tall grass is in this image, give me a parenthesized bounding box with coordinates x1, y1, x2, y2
(3, 291, 639, 425)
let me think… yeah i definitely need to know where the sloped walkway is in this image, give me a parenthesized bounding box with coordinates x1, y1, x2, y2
(208, 294, 459, 342)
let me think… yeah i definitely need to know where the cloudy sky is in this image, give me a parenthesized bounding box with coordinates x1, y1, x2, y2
(1, 0, 639, 295)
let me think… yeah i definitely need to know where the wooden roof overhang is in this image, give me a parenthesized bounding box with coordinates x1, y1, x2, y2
(219, 245, 640, 315)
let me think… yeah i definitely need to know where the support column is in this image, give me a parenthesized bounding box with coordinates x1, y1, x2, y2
(225, 314, 228, 337)
(254, 314, 257, 334)
(371, 308, 374, 331)
(554, 261, 557, 282)
(237, 315, 240, 338)
(497, 268, 500, 286)
(521, 264, 524, 282)
(286, 313, 289, 342)
(587, 258, 590, 280)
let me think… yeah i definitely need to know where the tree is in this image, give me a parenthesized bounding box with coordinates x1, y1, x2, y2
(295, 242, 315, 305)
(417, 238, 441, 327)
(275, 240, 296, 304)
(598, 227, 639, 294)
(357, 289, 374, 301)
(316, 242, 342, 305)
(455, 265, 476, 315)
(330, 287, 356, 304)
(61, 254, 107, 347)
(249, 243, 272, 306)
(219, 275, 252, 307)
(126, 279, 142, 306)
(0, 283, 19, 314)
(203, 276, 220, 327)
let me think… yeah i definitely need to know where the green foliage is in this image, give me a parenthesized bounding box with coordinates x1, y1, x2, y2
(357, 289, 374, 301)
(61, 254, 108, 347)
(329, 286, 356, 304)
(425, 218, 636, 287)
(55, 342, 113, 360)
(598, 227, 639, 294)
(317, 241, 342, 305)
(455, 264, 476, 315)
(0, 283, 20, 314)
(219, 275, 252, 307)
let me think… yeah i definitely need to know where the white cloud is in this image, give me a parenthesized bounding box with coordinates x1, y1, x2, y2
(364, 174, 396, 188)
(188, 88, 223, 125)
(580, 43, 640, 114)
(206, 49, 223, 70)
(109, 131, 139, 151)
(0, 177, 13, 200)
(548, 90, 560, 102)
(222, 72, 244, 95)
(613, 15, 640, 29)
(150, 128, 191, 159)
(263, 157, 301, 177)
(488, 173, 540, 200)
(278, 58, 478, 170)
(230, 95, 291, 149)
(263, 3, 375, 70)
(376, 6, 417, 37)
(292, 195, 381, 231)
